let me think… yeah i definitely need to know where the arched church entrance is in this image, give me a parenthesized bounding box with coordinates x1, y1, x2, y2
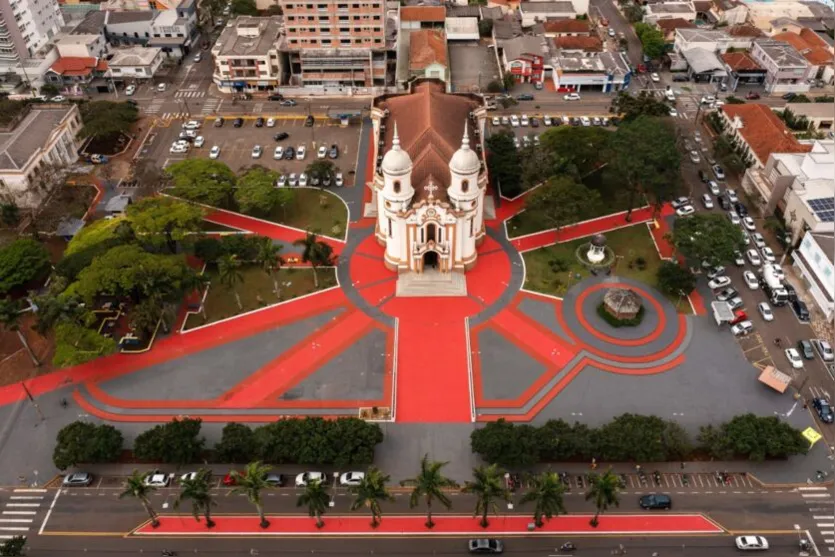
(423, 251, 439, 271)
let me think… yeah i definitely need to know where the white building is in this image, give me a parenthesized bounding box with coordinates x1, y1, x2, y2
(520, 2, 576, 27)
(107, 46, 164, 81)
(645, 2, 697, 24)
(211, 16, 284, 93)
(792, 231, 834, 321)
(674, 28, 734, 54)
(0, 0, 65, 63)
(0, 105, 81, 208)
(53, 33, 108, 59)
(370, 80, 487, 276)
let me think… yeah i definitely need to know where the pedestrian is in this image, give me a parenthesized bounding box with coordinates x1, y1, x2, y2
(591, 457, 597, 470)
(680, 461, 685, 469)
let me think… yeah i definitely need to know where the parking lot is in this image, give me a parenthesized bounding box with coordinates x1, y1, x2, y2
(487, 113, 616, 146)
(448, 42, 501, 94)
(153, 115, 362, 185)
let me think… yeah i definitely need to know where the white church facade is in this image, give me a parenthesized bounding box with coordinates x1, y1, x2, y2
(368, 80, 489, 275)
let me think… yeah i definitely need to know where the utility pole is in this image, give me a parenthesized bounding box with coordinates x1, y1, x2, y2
(21, 383, 44, 422)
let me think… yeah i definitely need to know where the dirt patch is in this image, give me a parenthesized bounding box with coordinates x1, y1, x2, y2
(33, 184, 98, 233)
(83, 133, 131, 157)
(0, 313, 56, 387)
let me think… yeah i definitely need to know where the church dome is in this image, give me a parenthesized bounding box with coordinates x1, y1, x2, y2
(381, 122, 412, 177)
(449, 123, 480, 175)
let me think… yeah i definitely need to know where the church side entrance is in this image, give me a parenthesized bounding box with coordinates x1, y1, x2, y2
(423, 250, 439, 271)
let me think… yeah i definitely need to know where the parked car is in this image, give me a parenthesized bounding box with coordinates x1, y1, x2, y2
(263, 473, 285, 486)
(814, 339, 834, 362)
(182, 120, 202, 130)
(274, 146, 284, 159)
(63, 472, 94, 487)
(701, 194, 714, 209)
(735, 202, 748, 217)
(731, 320, 754, 336)
(125, 85, 136, 96)
(255, 117, 265, 127)
(157, 83, 167, 92)
(284, 146, 295, 160)
(698, 170, 709, 183)
(469, 539, 503, 554)
(700, 95, 716, 105)
(233, 117, 244, 127)
(751, 232, 766, 249)
(521, 114, 530, 126)
(813, 398, 834, 424)
(785, 348, 804, 369)
(492, 116, 500, 126)
(726, 188, 738, 203)
(716, 287, 738, 302)
(144, 471, 170, 487)
(669, 107, 678, 117)
(709, 276, 732, 290)
(798, 339, 815, 360)
(757, 302, 773, 322)
(329, 144, 339, 159)
(339, 472, 365, 486)
(735, 536, 769, 551)
(733, 251, 745, 266)
(266, 117, 276, 127)
(305, 115, 314, 127)
(280, 99, 297, 107)
(760, 247, 776, 263)
(671, 196, 691, 209)
(296, 145, 306, 159)
(276, 174, 287, 187)
(214, 117, 225, 127)
(745, 92, 761, 100)
(564, 93, 581, 101)
(288, 173, 298, 187)
(727, 296, 744, 311)
(743, 271, 759, 289)
(318, 145, 327, 159)
(295, 471, 325, 487)
(517, 94, 534, 101)
(741, 217, 756, 231)
(746, 249, 761, 266)
(689, 150, 701, 164)
(298, 173, 308, 187)
(782, 92, 796, 101)
(713, 165, 726, 180)
(251, 145, 262, 158)
(728, 211, 741, 226)
(650, 72, 660, 82)
(639, 494, 672, 509)
(274, 132, 289, 141)
(675, 205, 695, 217)
(708, 181, 721, 196)
(335, 173, 344, 187)
(209, 146, 221, 159)
(792, 299, 810, 322)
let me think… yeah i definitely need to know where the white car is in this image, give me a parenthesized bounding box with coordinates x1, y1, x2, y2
(296, 146, 306, 160)
(288, 173, 298, 187)
(180, 471, 207, 482)
(746, 249, 762, 266)
(760, 246, 776, 263)
(182, 120, 202, 130)
(194, 136, 205, 148)
(339, 472, 365, 486)
(675, 205, 695, 217)
(757, 302, 773, 321)
(251, 145, 262, 158)
(743, 270, 758, 289)
(751, 232, 766, 249)
(764, 263, 784, 280)
(816, 339, 834, 362)
(650, 72, 660, 82)
(728, 211, 741, 226)
(671, 196, 690, 209)
(701, 95, 716, 105)
(521, 114, 530, 126)
(143, 472, 170, 488)
(209, 145, 220, 159)
(513, 137, 520, 149)
(665, 89, 676, 102)
(125, 85, 136, 96)
(694, 131, 702, 143)
(510, 115, 520, 127)
(50, 95, 67, 102)
(318, 145, 327, 159)
(492, 116, 500, 126)
(277, 174, 287, 187)
(708, 276, 731, 290)
(735, 536, 768, 551)
(726, 188, 738, 203)
(157, 83, 167, 92)
(501, 116, 510, 125)
(785, 348, 804, 369)
(701, 194, 714, 209)
(733, 250, 745, 266)
(580, 116, 591, 127)
(295, 471, 325, 487)
(564, 93, 581, 101)
(274, 146, 284, 159)
(742, 216, 756, 231)
(335, 173, 344, 187)
(669, 107, 678, 117)
(543, 115, 552, 126)
(298, 172, 308, 187)
(169, 143, 189, 154)
(193, 53, 203, 63)
(731, 320, 754, 336)
(266, 117, 276, 127)
(708, 181, 721, 196)
(689, 150, 701, 163)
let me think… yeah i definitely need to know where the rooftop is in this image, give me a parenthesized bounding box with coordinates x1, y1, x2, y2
(771, 28, 834, 65)
(721, 51, 763, 71)
(781, 103, 835, 120)
(723, 103, 812, 164)
(108, 46, 162, 67)
(0, 107, 76, 170)
(682, 47, 726, 73)
(726, 23, 763, 37)
(556, 54, 606, 72)
(542, 19, 590, 33)
(492, 18, 523, 40)
(754, 39, 808, 67)
(214, 16, 282, 57)
(53, 33, 101, 47)
(648, 2, 696, 14)
(676, 28, 730, 42)
(49, 56, 108, 77)
(400, 6, 446, 21)
(105, 11, 156, 25)
(500, 35, 550, 62)
(656, 18, 696, 32)
(70, 11, 107, 35)
(519, 1, 575, 13)
(554, 35, 603, 51)
(409, 29, 447, 70)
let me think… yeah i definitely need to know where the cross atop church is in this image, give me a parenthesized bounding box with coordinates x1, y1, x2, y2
(425, 181, 439, 199)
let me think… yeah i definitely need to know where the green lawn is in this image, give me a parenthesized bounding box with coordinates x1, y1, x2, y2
(184, 265, 337, 329)
(263, 188, 347, 239)
(522, 224, 692, 313)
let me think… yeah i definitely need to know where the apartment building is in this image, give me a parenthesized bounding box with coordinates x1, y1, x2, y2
(211, 16, 284, 93)
(280, 0, 388, 89)
(0, 0, 65, 63)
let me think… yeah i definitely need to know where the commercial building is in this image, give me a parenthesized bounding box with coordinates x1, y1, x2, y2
(104, 11, 156, 47)
(499, 35, 548, 83)
(519, 2, 576, 27)
(0, 104, 81, 208)
(44, 56, 109, 94)
(107, 46, 164, 81)
(792, 231, 834, 321)
(750, 39, 813, 94)
(644, 2, 697, 24)
(211, 16, 284, 93)
(770, 28, 834, 84)
(721, 51, 767, 90)
(0, 0, 65, 63)
(551, 51, 631, 92)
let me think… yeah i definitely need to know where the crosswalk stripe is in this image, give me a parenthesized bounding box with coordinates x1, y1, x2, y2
(0, 519, 33, 523)
(819, 523, 834, 527)
(823, 531, 835, 535)
(10, 496, 43, 500)
(3, 512, 36, 516)
(5, 504, 40, 507)
(804, 494, 831, 498)
(13, 489, 46, 493)
(0, 527, 29, 531)
(800, 486, 829, 491)
(0, 536, 14, 540)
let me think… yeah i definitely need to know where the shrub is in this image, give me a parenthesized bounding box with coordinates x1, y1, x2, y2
(214, 422, 257, 463)
(53, 421, 123, 470)
(698, 414, 808, 461)
(132, 417, 205, 465)
(0, 238, 50, 294)
(549, 257, 571, 273)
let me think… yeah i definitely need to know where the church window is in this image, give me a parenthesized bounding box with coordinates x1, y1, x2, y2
(469, 217, 474, 237)
(393, 180, 401, 193)
(387, 218, 392, 238)
(438, 228, 443, 242)
(420, 228, 424, 243)
(427, 224, 436, 242)
(461, 179, 469, 193)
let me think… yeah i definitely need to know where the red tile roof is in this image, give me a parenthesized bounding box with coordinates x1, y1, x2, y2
(721, 51, 763, 71)
(772, 29, 834, 66)
(542, 19, 590, 33)
(49, 56, 108, 77)
(726, 24, 763, 37)
(722, 103, 812, 164)
(410, 29, 448, 70)
(400, 6, 446, 22)
(656, 18, 695, 32)
(554, 35, 603, 51)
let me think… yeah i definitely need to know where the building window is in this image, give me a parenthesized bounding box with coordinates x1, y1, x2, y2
(393, 180, 401, 193)
(387, 218, 392, 237)
(461, 179, 469, 193)
(469, 218, 474, 237)
(426, 223, 436, 242)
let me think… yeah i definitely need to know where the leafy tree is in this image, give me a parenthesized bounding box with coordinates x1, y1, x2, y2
(634, 22, 666, 58)
(217, 254, 244, 310)
(79, 101, 138, 141)
(520, 145, 554, 191)
(656, 261, 697, 297)
(668, 212, 746, 266)
(485, 131, 523, 197)
(502, 73, 516, 92)
(201, 0, 226, 23)
(193, 237, 225, 265)
(470, 419, 541, 467)
(486, 80, 504, 93)
(401, 454, 458, 528)
(231, 0, 258, 15)
(174, 468, 217, 528)
(130, 298, 163, 336)
(595, 414, 692, 461)
(52, 421, 123, 470)
(132, 417, 205, 465)
(231, 461, 274, 528)
(293, 232, 334, 288)
(52, 322, 117, 368)
(255, 239, 283, 298)
(40, 83, 59, 96)
(478, 19, 493, 37)
(297, 477, 329, 528)
(539, 126, 609, 178)
(585, 469, 621, 527)
(520, 472, 566, 527)
(608, 116, 681, 219)
(625, 4, 644, 22)
(537, 419, 595, 461)
(0, 535, 25, 556)
(219, 234, 267, 261)
(31, 294, 87, 337)
(65, 218, 128, 257)
(525, 176, 602, 232)
(0, 299, 38, 366)
(0, 203, 19, 226)
(610, 91, 672, 121)
(788, 94, 811, 103)
(166, 159, 237, 208)
(0, 239, 49, 294)
(120, 470, 159, 528)
(235, 167, 283, 216)
(698, 414, 807, 461)
(462, 464, 510, 528)
(252, 417, 382, 465)
(305, 160, 337, 189)
(215, 423, 257, 463)
(350, 467, 394, 528)
(126, 197, 204, 253)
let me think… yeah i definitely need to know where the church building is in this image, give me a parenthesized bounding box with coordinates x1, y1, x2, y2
(368, 80, 489, 276)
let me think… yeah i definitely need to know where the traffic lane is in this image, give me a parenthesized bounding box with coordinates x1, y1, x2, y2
(590, 0, 642, 67)
(27, 534, 802, 557)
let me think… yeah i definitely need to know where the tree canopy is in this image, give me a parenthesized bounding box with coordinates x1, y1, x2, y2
(65, 217, 127, 256)
(668, 212, 746, 266)
(231, 0, 258, 15)
(166, 159, 237, 208)
(53, 421, 123, 470)
(79, 101, 139, 140)
(634, 22, 666, 59)
(610, 91, 672, 122)
(485, 131, 523, 197)
(0, 238, 50, 294)
(698, 414, 808, 461)
(656, 261, 697, 296)
(126, 196, 205, 253)
(235, 167, 286, 216)
(133, 417, 206, 466)
(525, 176, 602, 232)
(539, 126, 609, 178)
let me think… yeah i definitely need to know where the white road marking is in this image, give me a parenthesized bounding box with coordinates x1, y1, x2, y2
(2, 512, 36, 516)
(38, 488, 61, 536)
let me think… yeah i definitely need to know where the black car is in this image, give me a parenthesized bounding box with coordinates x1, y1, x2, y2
(783, 283, 798, 302)
(267, 94, 283, 101)
(468, 539, 503, 554)
(639, 494, 672, 509)
(304, 114, 315, 127)
(717, 195, 731, 210)
(798, 340, 815, 360)
(214, 116, 225, 127)
(734, 202, 748, 217)
(813, 398, 834, 424)
(792, 299, 810, 322)
(672, 74, 689, 82)
(328, 144, 339, 159)
(255, 117, 265, 127)
(782, 92, 796, 101)
(274, 132, 289, 141)
(517, 94, 534, 101)
(284, 146, 295, 160)
(698, 169, 709, 183)
(530, 117, 539, 128)
(233, 117, 244, 128)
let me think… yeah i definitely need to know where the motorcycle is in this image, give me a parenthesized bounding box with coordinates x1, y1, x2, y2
(559, 542, 576, 552)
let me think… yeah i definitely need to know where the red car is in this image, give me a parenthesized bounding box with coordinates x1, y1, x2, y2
(730, 310, 748, 325)
(223, 471, 244, 486)
(745, 92, 760, 100)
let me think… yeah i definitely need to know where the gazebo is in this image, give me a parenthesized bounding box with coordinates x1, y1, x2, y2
(603, 287, 642, 320)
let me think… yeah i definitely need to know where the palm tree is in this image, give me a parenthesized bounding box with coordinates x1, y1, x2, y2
(585, 468, 621, 527)
(174, 468, 217, 528)
(217, 254, 244, 310)
(255, 239, 284, 298)
(293, 232, 334, 288)
(297, 478, 329, 528)
(0, 299, 39, 367)
(119, 470, 159, 528)
(400, 454, 458, 529)
(462, 464, 510, 528)
(519, 472, 566, 528)
(350, 467, 394, 528)
(230, 462, 274, 529)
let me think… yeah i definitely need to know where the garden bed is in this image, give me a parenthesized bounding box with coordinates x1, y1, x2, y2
(262, 188, 347, 238)
(184, 265, 337, 329)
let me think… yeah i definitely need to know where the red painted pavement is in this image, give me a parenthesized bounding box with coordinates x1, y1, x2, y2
(134, 513, 723, 536)
(489, 307, 577, 368)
